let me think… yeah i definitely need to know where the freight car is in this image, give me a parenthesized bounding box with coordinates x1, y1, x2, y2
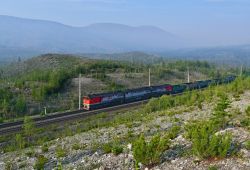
(150, 84, 173, 97)
(172, 84, 187, 94)
(83, 75, 236, 110)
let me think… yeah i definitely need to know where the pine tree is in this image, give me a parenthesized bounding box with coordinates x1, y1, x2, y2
(23, 116, 35, 145)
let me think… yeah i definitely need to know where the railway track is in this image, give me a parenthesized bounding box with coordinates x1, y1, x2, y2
(0, 78, 234, 136)
(0, 99, 149, 135)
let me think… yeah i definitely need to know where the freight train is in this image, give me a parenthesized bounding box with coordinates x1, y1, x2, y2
(83, 75, 236, 110)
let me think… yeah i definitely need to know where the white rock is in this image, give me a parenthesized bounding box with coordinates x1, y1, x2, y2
(171, 159, 176, 164)
(127, 144, 132, 150)
(128, 153, 133, 158)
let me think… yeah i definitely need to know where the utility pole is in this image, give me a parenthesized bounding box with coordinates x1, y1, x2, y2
(149, 68, 151, 86)
(240, 65, 243, 76)
(79, 73, 81, 110)
(187, 67, 190, 83)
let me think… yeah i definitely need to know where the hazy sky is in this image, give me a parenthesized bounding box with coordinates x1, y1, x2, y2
(1, 0, 250, 46)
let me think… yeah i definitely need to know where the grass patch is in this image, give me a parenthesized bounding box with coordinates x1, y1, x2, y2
(208, 165, 218, 170)
(244, 140, 250, 150)
(56, 146, 66, 158)
(167, 125, 181, 140)
(41, 144, 49, 153)
(34, 155, 48, 170)
(246, 106, 250, 117)
(72, 143, 87, 150)
(102, 142, 123, 155)
(112, 145, 123, 155)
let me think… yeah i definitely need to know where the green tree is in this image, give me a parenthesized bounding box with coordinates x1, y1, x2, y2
(23, 116, 35, 144)
(214, 94, 230, 114)
(15, 95, 26, 114)
(133, 135, 147, 165)
(213, 94, 231, 128)
(15, 134, 25, 149)
(1, 98, 10, 118)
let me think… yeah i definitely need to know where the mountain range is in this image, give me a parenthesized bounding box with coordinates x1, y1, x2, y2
(1, 15, 250, 66)
(0, 15, 183, 58)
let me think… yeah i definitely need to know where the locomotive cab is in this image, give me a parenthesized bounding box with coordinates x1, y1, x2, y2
(83, 92, 124, 110)
(83, 97, 91, 110)
(83, 96, 102, 110)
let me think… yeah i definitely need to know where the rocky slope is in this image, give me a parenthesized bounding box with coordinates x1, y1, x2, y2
(0, 88, 249, 169)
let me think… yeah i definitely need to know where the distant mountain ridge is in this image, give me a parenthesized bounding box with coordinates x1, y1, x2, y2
(160, 44, 250, 66)
(82, 51, 163, 64)
(0, 15, 182, 58)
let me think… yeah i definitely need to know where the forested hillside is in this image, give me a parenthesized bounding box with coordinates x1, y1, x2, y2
(0, 54, 240, 122)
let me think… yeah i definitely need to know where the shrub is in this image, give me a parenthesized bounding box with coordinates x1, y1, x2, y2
(26, 149, 35, 157)
(72, 143, 87, 150)
(5, 161, 14, 170)
(102, 143, 112, 154)
(244, 140, 250, 150)
(56, 147, 66, 158)
(127, 130, 134, 138)
(240, 118, 250, 128)
(102, 142, 123, 155)
(56, 162, 63, 170)
(214, 94, 230, 117)
(15, 134, 25, 149)
(245, 106, 250, 117)
(211, 95, 232, 129)
(133, 134, 170, 166)
(42, 144, 49, 153)
(233, 108, 242, 115)
(14, 95, 26, 114)
(198, 102, 203, 110)
(112, 145, 123, 155)
(34, 155, 48, 170)
(167, 125, 181, 139)
(186, 121, 233, 159)
(185, 120, 217, 139)
(208, 165, 218, 170)
(208, 133, 231, 158)
(23, 116, 35, 144)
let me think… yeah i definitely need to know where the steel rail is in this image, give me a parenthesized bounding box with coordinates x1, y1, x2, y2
(0, 79, 235, 135)
(0, 99, 148, 135)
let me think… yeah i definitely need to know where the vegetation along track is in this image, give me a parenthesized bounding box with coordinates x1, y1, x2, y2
(0, 79, 234, 135)
(0, 99, 148, 135)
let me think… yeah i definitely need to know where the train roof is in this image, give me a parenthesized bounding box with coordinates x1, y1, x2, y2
(84, 84, 173, 98)
(84, 91, 124, 98)
(83, 76, 236, 99)
(150, 84, 172, 88)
